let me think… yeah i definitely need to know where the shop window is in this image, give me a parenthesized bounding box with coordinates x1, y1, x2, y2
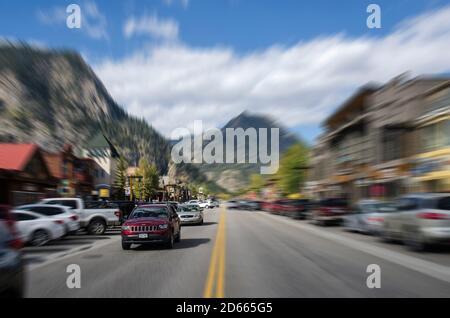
(383, 130, 402, 161)
(445, 120, 450, 146)
(422, 121, 450, 151)
(422, 125, 437, 151)
(395, 197, 419, 210)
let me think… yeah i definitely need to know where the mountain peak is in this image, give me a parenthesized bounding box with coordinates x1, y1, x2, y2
(224, 111, 278, 130)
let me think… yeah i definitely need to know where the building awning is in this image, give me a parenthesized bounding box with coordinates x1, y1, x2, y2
(414, 170, 450, 182)
(416, 147, 450, 160)
(331, 174, 353, 184)
(287, 193, 303, 199)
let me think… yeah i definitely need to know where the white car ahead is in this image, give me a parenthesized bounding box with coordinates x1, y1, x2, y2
(198, 201, 209, 209)
(187, 200, 204, 210)
(12, 210, 66, 246)
(16, 204, 80, 235)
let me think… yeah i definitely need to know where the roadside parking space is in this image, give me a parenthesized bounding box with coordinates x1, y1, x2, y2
(22, 228, 121, 266)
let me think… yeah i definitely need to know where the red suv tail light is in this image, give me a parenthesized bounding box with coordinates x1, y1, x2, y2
(114, 210, 122, 218)
(417, 212, 449, 220)
(70, 214, 79, 221)
(54, 220, 64, 225)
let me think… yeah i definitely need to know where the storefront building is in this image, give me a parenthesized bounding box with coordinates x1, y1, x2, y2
(411, 81, 450, 192)
(82, 133, 120, 197)
(0, 144, 57, 206)
(321, 86, 377, 203)
(306, 74, 450, 202)
(43, 144, 94, 198)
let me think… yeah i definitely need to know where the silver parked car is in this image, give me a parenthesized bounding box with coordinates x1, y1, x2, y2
(225, 200, 239, 209)
(382, 193, 450, 251)
(344, 200, 396, 235)
(177, 204, 204, 225)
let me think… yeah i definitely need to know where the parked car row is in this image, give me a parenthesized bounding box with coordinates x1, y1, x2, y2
(225, 199, 262, 211)
(225, 198, 310, 219)
(340, 194, 450, 251)
(263, 199, 310, 219)
(7, 198, 123, 247)
(228, 193, 450, 252)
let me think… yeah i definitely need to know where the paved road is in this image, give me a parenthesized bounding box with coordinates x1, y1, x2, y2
(22, 229, 121, 269)
(27, 207, 450, 297)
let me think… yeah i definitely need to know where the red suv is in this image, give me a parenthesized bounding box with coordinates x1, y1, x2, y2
(121, 204, 181, 250)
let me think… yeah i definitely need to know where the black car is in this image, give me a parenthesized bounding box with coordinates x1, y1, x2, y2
(0, 205, 24, 298)
(279, 199, 310, 219)
(312, 198, 350, 225)
(111, 201, 138, 223)
(238, 200, 261, 211)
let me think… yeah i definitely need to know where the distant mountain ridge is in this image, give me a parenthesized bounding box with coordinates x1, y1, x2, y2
(197, 111, 303, 192)
(222, 110, 301, 151)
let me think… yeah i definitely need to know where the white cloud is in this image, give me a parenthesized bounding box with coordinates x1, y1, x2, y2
(36, 7, 66, 25)
(163, 0, 190, 9)
(124, 14, 179, 41)
(36, 1, 108, 40)
(95, 5, 450, 139)
(83, 1, 108, 40)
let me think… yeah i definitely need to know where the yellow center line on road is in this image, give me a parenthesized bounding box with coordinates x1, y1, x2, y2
(203, 206, 227, 298)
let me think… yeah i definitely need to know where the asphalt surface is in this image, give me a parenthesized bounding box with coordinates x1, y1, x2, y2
(26, 207, 450, 297)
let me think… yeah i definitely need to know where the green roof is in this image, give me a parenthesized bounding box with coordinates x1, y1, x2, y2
(88, 133, 110, 148)
(87, 133, 120, 158)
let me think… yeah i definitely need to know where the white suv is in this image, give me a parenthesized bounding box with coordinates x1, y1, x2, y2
(383, 193, 450, 251)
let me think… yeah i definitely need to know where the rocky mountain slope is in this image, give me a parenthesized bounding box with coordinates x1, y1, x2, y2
(0, 44, 169, 172)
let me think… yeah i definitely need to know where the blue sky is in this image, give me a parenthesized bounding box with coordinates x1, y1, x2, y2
(1, 0, 446, 56)
(1, 0, 450, 143)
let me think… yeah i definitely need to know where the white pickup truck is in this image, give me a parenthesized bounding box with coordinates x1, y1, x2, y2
(40, 198, 121, 235)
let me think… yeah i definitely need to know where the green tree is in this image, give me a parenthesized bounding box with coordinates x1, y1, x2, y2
(135, 158, 160, 201)
(114, 156, 128, 200)
(188, 183, 200, 199)
(199, 184, 209, 198)
(276, 143, 309, 195)
(249, 174, 265, 194)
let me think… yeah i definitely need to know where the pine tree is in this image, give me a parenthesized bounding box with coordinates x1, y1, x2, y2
(114, 156, 128, 200)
